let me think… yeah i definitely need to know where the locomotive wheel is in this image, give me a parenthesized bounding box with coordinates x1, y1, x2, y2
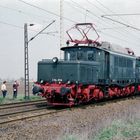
(67, 93, 74, 102)
(92, 88, 104, 100)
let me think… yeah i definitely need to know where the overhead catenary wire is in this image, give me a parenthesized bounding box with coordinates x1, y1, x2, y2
(85, 0, 140, 43)
(1, 0, 140, 44)
(93, 0, 140, 32)
(98, 29, 140, 47)
(18, 0, 76, 23)
(64, 0, 98, 22)
(66, 0, 140, 46)
(2, 19, 138, 47)
(93, 0, 140, 37)
(67, 0, 115, 27)
(0, 4, 59, 36)
(66, 0, 123, 29)
(102, 16, 140, 32)
(98, 26, 131, 30)
(68, 0, 131, 31)
(102, 13, 140, 17)
(87, 0, 140, 32)
(69, 0, 103, 20)
(0, 4, 53, 23)
(67, 0, 123, 30)
(94, 0, 114, 14)
(0, 0, 139, 56)
(86, 0, 108, 15)
(0, 20, 58, 37)
(18, 0, 138, 44)
(95, 0, 140, 18)
(101, 13, 140, 32)
(15, 0, 140, 47)
(0, 20, 23, 29)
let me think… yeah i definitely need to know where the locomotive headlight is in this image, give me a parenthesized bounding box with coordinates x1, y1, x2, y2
(52, 57, 58, 63)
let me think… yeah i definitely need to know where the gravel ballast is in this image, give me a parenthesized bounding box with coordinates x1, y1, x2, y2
(0, 97, 140, 140)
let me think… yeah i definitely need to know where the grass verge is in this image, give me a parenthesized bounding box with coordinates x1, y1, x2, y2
(0, 95, 42, 104)
(94, 119, 140, 140)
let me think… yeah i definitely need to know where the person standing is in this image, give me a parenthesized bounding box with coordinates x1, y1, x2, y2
(13, 81, 19, 99)
(1, 81, 7, 98)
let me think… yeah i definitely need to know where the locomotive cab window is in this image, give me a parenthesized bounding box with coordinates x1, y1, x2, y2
(77, 51, 86, 60)
(70, 51, 76, 60)
(64, 47, 100, 61)
(65, 51, 76, 60)
(87, 51, 95, 61)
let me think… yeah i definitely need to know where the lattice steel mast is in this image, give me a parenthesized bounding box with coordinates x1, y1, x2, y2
(24, 21, 55, 99)
(60, 0, 64, 58)
(24, 23, 29, 99)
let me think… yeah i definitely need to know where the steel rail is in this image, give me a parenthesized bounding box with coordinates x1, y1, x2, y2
(0, 107, 48, 117)
(0, 108, 68, 125)
(0, 100, 47, 110)
(0, 99, 46, 107)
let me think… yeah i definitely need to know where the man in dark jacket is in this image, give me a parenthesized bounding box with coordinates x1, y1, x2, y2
(13, 81, 19, 99)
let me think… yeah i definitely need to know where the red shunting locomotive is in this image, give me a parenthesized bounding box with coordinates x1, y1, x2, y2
(32, 23, 140, 107)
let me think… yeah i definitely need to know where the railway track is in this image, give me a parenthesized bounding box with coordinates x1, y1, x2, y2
(0, 99, 46, 109)
(0, 96, 139, 125)
(0, 108, 68, 125)
(0, 99, 49, 125)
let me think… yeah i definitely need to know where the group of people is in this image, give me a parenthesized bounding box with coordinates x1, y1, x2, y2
(1, 81, 19, 99)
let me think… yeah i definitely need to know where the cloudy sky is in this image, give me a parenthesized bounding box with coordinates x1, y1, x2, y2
(0, 0, 140, 80)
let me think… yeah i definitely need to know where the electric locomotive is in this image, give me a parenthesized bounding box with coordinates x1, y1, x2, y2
(33, 23, 140, 107)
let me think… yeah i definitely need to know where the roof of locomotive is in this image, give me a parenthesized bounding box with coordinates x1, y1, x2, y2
(100, 41, 135, 56)
(61, 41, 136, 58)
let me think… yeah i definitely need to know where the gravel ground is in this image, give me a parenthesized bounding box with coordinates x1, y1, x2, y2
(0, 97, 140, 140)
